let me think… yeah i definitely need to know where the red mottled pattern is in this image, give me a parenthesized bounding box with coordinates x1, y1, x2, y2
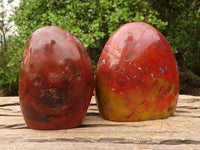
(95, 22, 179, 121)
(19, 26, 94, 130)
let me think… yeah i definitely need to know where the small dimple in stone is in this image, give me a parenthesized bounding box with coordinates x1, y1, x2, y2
(50, 39, 56, 46)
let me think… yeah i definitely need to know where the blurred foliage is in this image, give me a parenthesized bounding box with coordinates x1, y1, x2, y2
(11, 0, 167, 68)
(0, 0, 18, 95)
(0, 0, 199, 95)
(150, 0, 200, 75)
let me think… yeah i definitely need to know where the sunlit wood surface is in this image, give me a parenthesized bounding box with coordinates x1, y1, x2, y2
(0, 95, 200, 150)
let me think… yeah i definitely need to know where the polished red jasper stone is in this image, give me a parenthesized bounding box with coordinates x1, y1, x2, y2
(19, 26, 94, 130)
(95, 22, 179, 121)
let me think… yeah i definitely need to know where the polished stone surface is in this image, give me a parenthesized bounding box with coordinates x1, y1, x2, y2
(95, 22, 179, 121)
(19, 26, 94, 130)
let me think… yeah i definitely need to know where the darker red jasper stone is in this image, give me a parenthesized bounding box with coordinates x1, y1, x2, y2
(19, 26, 94, 130)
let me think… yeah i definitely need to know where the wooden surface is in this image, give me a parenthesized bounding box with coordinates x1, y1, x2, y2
(0, 95, 200, 150)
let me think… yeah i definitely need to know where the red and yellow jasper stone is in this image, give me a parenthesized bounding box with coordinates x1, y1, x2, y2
(95, 22, 179, 121)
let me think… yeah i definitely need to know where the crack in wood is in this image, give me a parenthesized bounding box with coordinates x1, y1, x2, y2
(25, 138, 200, 145)
(0, 123, 27, 129)
(160, 139, 200, 145)
(86, 112, 99, 116)
(89, 103, 97, 106)
(88, 108, 99, 111)
(177, 106, 200, 110)
(0, 114, 21, 117)
(0, 103, 19, 107)
(174, 114, 200, 118)
(180, 99, 200, 103)
(78, 124, 146, 128)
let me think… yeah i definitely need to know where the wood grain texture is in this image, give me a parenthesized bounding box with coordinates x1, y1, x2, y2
(0, 95, 200, 150)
